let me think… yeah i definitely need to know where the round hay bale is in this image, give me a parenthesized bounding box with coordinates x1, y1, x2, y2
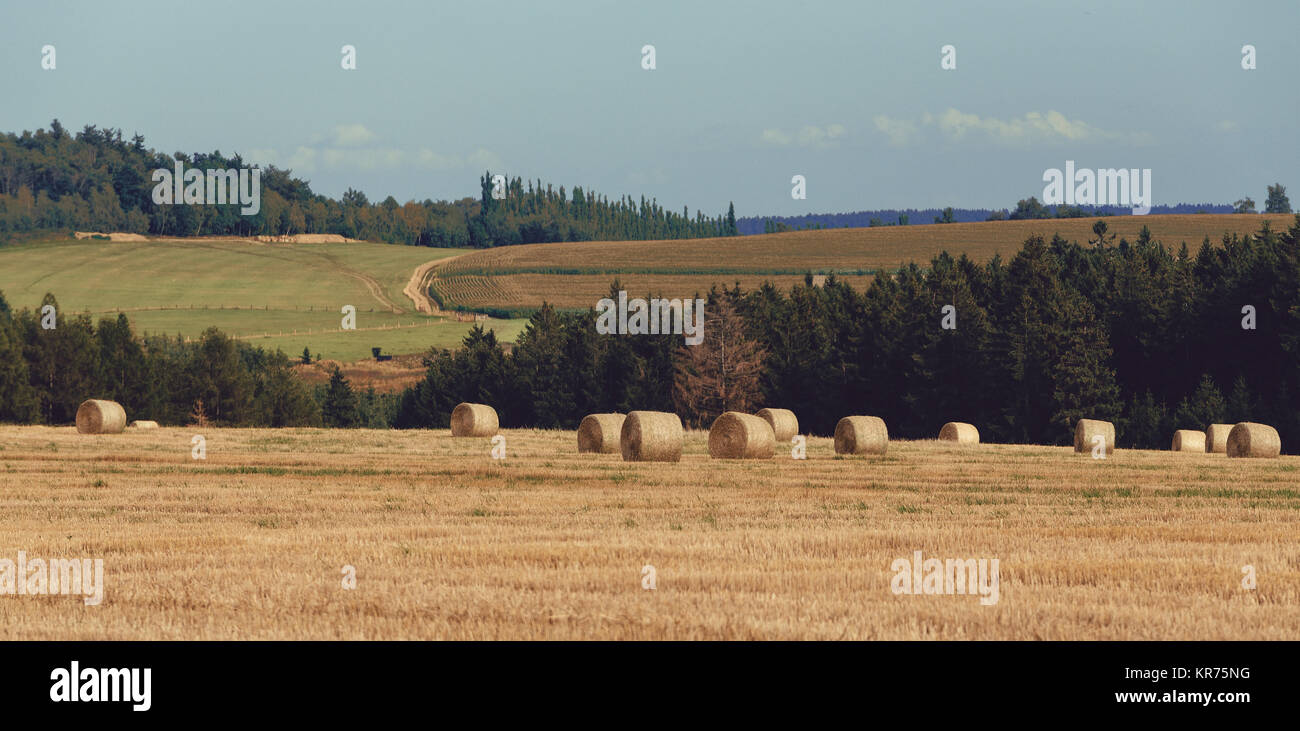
(75, 399, 126, 434)
(709, 412, 775, 459)
(577, 413, 625, 454)
(129, 420, 160, 429)
(833, 416, 888, 455)
(755, 408, 798, 443)
(620, 411, 683, 462)
(1170, 429, 1205, 452)
(938, 422, 979, 444)
(1073, 419, 1115, 455)
(450, 403, 498, 437)
(1226, 422, 1281, 458)
(1205, 423, 1233, 454)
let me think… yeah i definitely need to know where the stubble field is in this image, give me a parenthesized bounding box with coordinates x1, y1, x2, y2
(428, 214, 1295, 309)
(0, 425, 1296, 640)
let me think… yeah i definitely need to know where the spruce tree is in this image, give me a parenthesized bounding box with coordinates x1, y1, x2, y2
(322, 366, 360, 428)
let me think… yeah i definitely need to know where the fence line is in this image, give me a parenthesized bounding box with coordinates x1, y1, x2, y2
(82, 304, 399, 314)
(180, 319, 449, 343)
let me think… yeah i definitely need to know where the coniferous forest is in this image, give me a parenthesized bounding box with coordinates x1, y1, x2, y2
(396, 219, 1300, 452)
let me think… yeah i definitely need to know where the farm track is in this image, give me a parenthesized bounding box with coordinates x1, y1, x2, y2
(404, 251, 472, 314)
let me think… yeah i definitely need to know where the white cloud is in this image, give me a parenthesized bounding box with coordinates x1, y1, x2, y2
(761, 128, 791, 146)
(760, 124, 846, 148)
(332, 124, 376, 147)
(247, 146, 319, 172)
(416, 148, 461, 171)
(413, 147, 504, 172)
(322, 147, 405, 170)
(873, 115, 918, 147)
(249, 135, 502, 174)
(466, 148, 504, 170)
(873, 108, 1148, 147)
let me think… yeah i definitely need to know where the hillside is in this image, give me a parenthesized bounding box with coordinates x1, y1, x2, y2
(0, 236, 526, 360)
(428, 214, 1293, 310)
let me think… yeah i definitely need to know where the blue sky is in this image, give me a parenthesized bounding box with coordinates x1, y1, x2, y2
(2, 0, 1296, 217)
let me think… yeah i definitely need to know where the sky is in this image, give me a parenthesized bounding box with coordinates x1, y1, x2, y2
(2, 0, 1296, 218)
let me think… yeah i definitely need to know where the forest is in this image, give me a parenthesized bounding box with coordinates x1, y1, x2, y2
(0, 295, 391, 429)
(0, 121, 736, 247)
(394, 218, 1300, 453)
(2, 218, 1297, 452)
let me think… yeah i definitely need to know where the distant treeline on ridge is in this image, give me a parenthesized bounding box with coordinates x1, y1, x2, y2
(0, 120, 737, 247)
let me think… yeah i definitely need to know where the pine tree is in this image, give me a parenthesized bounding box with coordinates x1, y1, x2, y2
(0, 292, 39, 423)
(1225, 375, 1254, 423)
(321, 366, 360, 427)
(1171, 374, 1225, 429)
(257, 350, 321, 427)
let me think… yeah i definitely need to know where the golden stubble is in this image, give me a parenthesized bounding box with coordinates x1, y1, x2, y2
(0, 426, 1295, 640)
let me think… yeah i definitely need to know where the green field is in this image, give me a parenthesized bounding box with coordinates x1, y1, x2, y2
(0, 237, 526, 359)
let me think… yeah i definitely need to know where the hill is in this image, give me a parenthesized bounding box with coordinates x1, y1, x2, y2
(0, 236, 526, 360)
(428, 213, 1293, 310)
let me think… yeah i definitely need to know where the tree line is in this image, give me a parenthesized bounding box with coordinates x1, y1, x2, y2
(393, 217, 1300, 453)
(746, 188, 1290, 234)
(0, 293, 392, 428)
(0, 121, 734, 247)
(3, 218, 1296, 453)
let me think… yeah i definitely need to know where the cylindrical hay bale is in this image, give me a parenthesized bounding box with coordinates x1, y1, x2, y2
(75, 399, 126, 434)
(938, 422, 979, 444)
(129, 420, 160, 429)
(577, 413, 625, 454)
(1205, 424, 1233, 454)
(755, 408, 798, 443)
(1226, 422, 1281, 458)
(709, 412, 775, 459)
(1170, 429, 1205, 452)
(1073, 419, 1115, 455)
(450, 403, 498, 437)
(620, 411, 683, 462)
(834, 416, 888, 455)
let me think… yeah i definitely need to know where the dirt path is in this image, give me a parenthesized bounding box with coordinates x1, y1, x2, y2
(313, 250, 405, 314)
(404, 253, 469, 314)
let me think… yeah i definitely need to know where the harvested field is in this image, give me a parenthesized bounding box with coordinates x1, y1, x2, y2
(427, 214, 1292, 309)
(1, 426, 1295, 640)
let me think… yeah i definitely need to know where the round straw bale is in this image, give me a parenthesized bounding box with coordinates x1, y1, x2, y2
(75, 399, 126, 434)
(129, 420, 160, 429)
(709, 412, 775, 459)
(1205, 424, 1233, 453)
(577, 413, 625, 454)
(1226, 422, 1281, 458)
(755, 408, 798, 443)
(938, 422, 979, 444)
(833, 416, 888, 455)
(620, 411, 683, 462)
(450, 402, 498, 437)
(1073, 419, 1115, 455)
(1170, 429, 1205, 452)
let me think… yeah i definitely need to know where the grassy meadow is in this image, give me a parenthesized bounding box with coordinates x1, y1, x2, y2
(429, 214, 1293, 309)
(0, 237, 526, 359)
(1, 425, 1294, 640)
